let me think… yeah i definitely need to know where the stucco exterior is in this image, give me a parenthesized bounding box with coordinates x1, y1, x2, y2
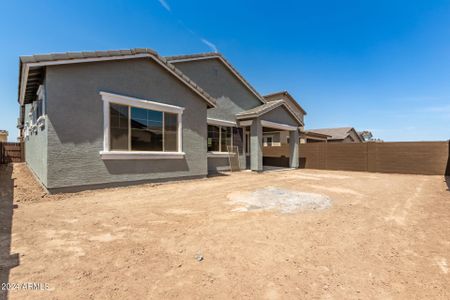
(24, 103, 48, 185)
(260, 106, 299, 127)
(171, 58, 264, 122)
(42, 58, 209, 192)
(18, 49, 305, 191)
(173, 58, 265, 172)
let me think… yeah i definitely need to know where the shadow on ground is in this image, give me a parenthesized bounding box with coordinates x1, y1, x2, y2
(0, 164, 20, 300)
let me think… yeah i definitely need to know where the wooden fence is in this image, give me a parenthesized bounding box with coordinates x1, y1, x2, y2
(263, 141, 450, 175)
(0, 142, 24, 164)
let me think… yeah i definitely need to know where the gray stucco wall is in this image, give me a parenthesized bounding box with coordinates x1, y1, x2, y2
(44, 58, 209, 191)
(260, 106, 299, 127)
(207, 157, 230, 172)
(265, 94, 305, 125)
(24, 103, 48, 186)
(174, 58, 264, 172)
(172, 58, 263, 122)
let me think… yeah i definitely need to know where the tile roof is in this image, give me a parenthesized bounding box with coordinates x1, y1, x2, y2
(236, 100, 303, 126)
(19, 48, 216, 107)
(264, 91, 307, 115)
(236, 100, 284, 118)
(307, 127, 356, 140)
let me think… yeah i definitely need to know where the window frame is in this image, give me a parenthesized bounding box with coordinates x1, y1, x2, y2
(263, 135, 273, 147)
(100, 91, 185, 160)
(207, 124, 235, 155)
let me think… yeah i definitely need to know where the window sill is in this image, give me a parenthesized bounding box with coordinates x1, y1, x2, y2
(100, 151, 186, 160)
(207, 151, 236, 158)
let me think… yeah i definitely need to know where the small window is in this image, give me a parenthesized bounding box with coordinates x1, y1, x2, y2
(207, 124, 234, 152)
(263, 136, 273, 147)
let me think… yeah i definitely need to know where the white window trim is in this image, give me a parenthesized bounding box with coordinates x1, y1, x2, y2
(99, 91, 184, 159)
(207, 124, 234, 154)
(263, 135, 274, 147)
(100, 151, 185, 160)
(239, 120, 253, 127)
(207, 151, 236, 158)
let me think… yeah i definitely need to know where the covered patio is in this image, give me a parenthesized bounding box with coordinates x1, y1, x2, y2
(236, 100, 303, 172)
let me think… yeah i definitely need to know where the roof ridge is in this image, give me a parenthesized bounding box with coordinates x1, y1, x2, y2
(166, 52, 267, 105)
(18, 48, 216, 108)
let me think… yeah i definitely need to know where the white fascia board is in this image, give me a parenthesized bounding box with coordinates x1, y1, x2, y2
(19, 64, 29, 106)
(238, 120, 253, 126)
(100, 91, 185, 114)
(260, 120, 298, 131)
(19, 53, 217, 108)
(207, 118, 237, 127)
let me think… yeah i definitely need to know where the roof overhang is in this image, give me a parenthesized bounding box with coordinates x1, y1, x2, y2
(18, 50, 217, 108)
(264, 91, 307, 116)
(236, 100, 304, 127)
(301, 131, 331, 139)
(260, 120, 297, 131)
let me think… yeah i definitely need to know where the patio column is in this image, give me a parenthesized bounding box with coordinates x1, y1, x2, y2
(250, 118, 263, 172)
(289, 129, 299, 168)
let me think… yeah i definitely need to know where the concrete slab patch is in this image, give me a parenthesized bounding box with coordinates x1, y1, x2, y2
(228, 186, 332, 213)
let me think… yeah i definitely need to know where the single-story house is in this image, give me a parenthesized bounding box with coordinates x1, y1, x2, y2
(18, 48, 304, 192)
(306, 127, 364, 143)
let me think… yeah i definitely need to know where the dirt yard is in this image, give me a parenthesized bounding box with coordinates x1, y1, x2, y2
(1, 163, 450, 299)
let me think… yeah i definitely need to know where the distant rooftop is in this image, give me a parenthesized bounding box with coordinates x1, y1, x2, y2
(307, 127, 356, 140)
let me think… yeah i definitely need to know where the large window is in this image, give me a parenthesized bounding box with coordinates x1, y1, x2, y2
(207, 125, 236, 152)
(110, 103, 178, 152)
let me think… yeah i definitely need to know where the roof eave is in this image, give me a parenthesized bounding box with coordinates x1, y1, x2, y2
(236, 101, 304, 127)
(167, 54, 267, 105)
(17, 51, 217, 108)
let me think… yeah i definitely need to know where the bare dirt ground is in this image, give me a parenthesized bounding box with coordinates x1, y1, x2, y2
(1, 163, 450, 299)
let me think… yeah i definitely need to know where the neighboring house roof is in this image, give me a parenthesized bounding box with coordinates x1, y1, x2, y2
(301, 130, 331, 139)
(18, 48, 217, 108)
(264, 91, 307, 116)
(165, 52, 267, 104)
(235, 99, 303, 126)
(307, 127, 363, 142)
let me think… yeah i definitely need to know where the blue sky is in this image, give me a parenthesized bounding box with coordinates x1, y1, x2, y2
(1, 0, 449, 141)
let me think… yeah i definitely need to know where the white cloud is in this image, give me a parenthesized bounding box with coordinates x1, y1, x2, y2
(201, 38, 218, 53)
(157, 0, 171, 12)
